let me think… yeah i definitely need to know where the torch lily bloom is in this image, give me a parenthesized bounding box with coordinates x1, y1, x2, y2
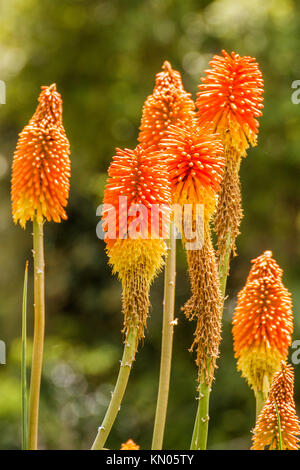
(252, 362, 300, 450)
(102, 144, 171, 344)
(196, 49, 264, 156)
(233, 251, 293, 398)
(11, 84, 70, 450)
(161, 120, 224, 385)
(196, 50, 264, 264)
(139, 61, 195, 152)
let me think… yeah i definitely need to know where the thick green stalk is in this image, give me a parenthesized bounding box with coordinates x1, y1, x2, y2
(190, 381, 210, 450)
(152, 222, 176, 450)
(275, 402, 283, 450)
(255, 374, 269, 417)
(28, 220, 45, 450)
(219, 231, 232, 298)
(22, 261, 29, 450)
(91, 328, 138, 450)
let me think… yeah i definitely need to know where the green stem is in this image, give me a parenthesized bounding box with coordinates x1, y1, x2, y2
(275, 401, 283, 450)
(255, 374, 269, 417)
(190, 381, 210, 450)
(152, 222, 176, 450)
(91, 328, 138, 450)
(28, 220, 45, 450)
(190, 232, 232, 451)
(22, 261, 29, 450)
(219, 231, 232, 298)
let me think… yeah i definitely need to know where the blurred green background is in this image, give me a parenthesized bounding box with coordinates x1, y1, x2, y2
(0, 0, 299, 450)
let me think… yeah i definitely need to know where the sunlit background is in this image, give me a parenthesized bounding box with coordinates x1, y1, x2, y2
(0, 0, 299, 450)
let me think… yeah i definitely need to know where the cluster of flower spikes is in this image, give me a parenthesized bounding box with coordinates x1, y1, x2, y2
(196, 50, 264, 261)
(120, 439, 140, 450)
(160, 119, 225, 384)
(252, 362, 300, 450)
(138, 60, 195, 152)
(11, 84, 71, 228)
(102, 145, 171, 345)
(233, 251, 293, 396)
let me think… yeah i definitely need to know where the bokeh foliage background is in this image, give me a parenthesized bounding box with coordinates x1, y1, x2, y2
(0, 0, 300, 450)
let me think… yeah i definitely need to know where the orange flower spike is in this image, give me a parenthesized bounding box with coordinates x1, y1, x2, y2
(103, 145, 171, 243)
(11, 84, 71, 228)
(196, 50, 264, 155)
(197, 51, 264, 261)
(162, 122, 224, 220)
(121, 439, 140, 450)
(252, 362, 300, 450)
(139, 61, 195, 151)
(233, 251, 293, 395)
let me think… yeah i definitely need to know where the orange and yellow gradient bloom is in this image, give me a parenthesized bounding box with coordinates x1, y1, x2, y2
(11, 84, 71, 228)
(162, 121, 224, 384)
(139, 61, 195, 152)
(233, 251, 293, 396)
(196, 50, 264, 156)
(252, 362, 300, 450)
(102, 145, 171, 343)
(196, 50, 264, 260)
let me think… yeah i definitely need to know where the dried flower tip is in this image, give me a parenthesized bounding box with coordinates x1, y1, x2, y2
(252, 362, 300, 450)
(233, 251, 293, 394)
(11, 84, 71, 228)
(183, 227, 222, 385)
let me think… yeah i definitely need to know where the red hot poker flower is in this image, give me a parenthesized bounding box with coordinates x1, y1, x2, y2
(121, 439, 140, 450)
(162, 121, 224, 220)
(196, 50, 264, 155)
(252, 362, 300, 450)
(161, 121, 224, 384)
(102, 145, 171, 343)
(139, 61, 195, 151)
(233, 251, 293, 394)
(103, 145, 171, 243)
(11, 84, 71, 228)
